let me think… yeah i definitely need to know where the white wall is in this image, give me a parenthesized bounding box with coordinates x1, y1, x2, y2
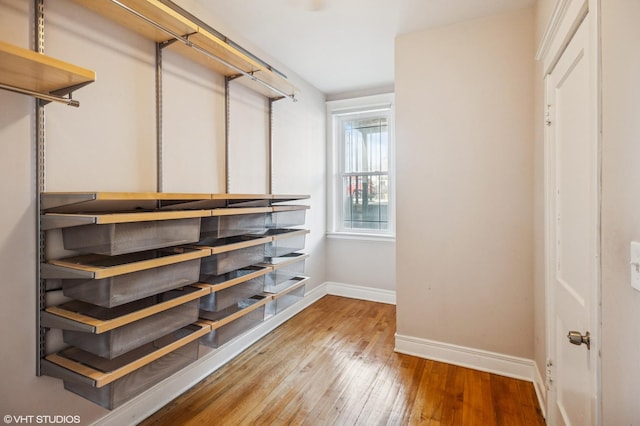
(395, 8, 534, 358)
(599, 0, 640, 422)
(162, 49, 226, 193)
(325, 238, 395, 291)
(0, 0, 326, 422)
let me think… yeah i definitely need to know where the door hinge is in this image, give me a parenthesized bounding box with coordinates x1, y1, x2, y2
(546, 359, 553, 390)
(545, 104, 553, 126)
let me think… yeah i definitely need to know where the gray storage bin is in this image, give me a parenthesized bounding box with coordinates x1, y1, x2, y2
(199, 236, 268, 276)
(263, 253, 307, 293)
(62, 292, 199, 359)
(267, 283, 306, 316)
(62, 217, 201, 255)
(200, 304, 265, 348)
(60, 327, 200, 410)
(267, 208, 307, 228)
(61, 251, 202, 308)
(201, 213, 266, 239)
(199, 278, 264, 320)
(263, 229, 308, 258)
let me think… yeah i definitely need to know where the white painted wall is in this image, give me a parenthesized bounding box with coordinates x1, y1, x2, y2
(162, 49, 226, 193)
(326, 237, 396, 291)
(599, 0, 640, 422)
(0, 0, 326, 422)
(395, 8, 534, 358)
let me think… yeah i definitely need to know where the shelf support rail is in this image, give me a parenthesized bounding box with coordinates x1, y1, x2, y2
(110, 0, 296, 102)
(0, 82, 80, 107)
(35, 0, 46, 377)
(155, 41, 163, 192)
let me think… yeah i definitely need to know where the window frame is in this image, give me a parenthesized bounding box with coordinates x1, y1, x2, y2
(326, 94, 395, 240)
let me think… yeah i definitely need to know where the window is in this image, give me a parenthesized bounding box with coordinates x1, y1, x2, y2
(328, 94, 394, 238)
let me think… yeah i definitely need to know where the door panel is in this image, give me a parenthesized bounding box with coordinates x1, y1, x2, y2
(547, 17, 597, 426)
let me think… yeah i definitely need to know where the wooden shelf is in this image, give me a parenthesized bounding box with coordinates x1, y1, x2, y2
(0, 40, 95, 105)
(41, 192, 310, 212)
(41, 191, 211, 212)
(45, 247, 210, 280)
(41, 284, 210, 333)
(197, 235, 273, 255)
(200, 294, 272, 330)
(44, 322, 210, 388)
(71, 0, 297, 99)
(199, 265, 271, 294)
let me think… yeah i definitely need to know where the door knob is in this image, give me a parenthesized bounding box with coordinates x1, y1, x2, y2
(567, 331, 590, 350)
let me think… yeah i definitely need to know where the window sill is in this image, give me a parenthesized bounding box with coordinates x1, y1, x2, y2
(326, 232, 396, 243)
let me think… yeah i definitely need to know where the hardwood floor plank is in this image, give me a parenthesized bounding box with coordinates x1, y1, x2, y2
(140, 296, 546, 426)
(461, 368, 497, 426)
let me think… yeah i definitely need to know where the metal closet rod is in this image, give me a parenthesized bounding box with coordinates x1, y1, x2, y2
(0, 83, 80, 107)
(110, 0, 297, 102)
(156, 0, 289, 81)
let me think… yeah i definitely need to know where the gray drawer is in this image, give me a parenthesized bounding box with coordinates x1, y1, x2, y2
(62, 217, 202, 255)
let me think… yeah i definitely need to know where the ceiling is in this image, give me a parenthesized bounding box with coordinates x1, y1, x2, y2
(196, 0, 535, 97)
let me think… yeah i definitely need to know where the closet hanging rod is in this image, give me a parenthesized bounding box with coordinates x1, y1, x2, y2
(0, 82, 79, 107)
(110, 0, 296, 102)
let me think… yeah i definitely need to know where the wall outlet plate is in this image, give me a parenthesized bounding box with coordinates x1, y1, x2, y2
(631, 242, 640, 292)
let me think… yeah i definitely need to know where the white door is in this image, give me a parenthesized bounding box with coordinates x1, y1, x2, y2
(545, 15, 599, 426)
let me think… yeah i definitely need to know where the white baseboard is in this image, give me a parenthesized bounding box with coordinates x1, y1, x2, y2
(325, 281, 396, 305)
(395, 334, 547, 418)
(395, 333, 536, 382)
(533, 361, 547, 418)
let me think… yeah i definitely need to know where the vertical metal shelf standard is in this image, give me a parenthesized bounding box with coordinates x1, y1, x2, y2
(35, 0, 46, 376)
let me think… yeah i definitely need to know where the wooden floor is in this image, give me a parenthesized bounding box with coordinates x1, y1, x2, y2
(141, 296, 545, 425)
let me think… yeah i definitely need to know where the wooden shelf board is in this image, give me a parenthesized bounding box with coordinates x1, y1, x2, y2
(69, 0, 296, 99)
(199, 266, 271, 294)
(0, 40, 95, 95)
(272, 276, 309, 299)
(259, 253, 309, 270)
(210, 207, 272, 217)
(45, 322, 211, 388)
(43, 191, 211, 201)
(44, 209, 211, 225)
(198, 235, 272, 255)
(48, 247, 211, 279)
(44, 284, 210, 333)
(71, 0, 198, 43)
(41, 191, 212, 211)
(199, 295, 272, 331)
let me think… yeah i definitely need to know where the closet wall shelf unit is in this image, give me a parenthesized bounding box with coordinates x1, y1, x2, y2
(70, 0, 298, 100)
(40, 192, 310, 409)
(0, 40, 95, 106)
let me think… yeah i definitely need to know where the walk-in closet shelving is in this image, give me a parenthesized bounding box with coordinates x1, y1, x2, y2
(27, 0, 311, 410)
(40, 192, 310, 408)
